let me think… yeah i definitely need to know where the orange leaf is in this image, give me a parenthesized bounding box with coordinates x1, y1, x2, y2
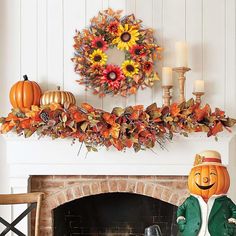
(102, 129, 110, 139)
(81, 103, 94, 113)
(0, 123, 14, 133)
(133, 105, 144, 111)
(102, 113, 116, 125)
(73, 112, 87, 123)
(5, 113, 18, 122)
(125, 139, 133, 148)
(49, 103, 62, 111)
(195, 104, 210, 121)
(170, 103, 180, 117)
(110, 124, 120, 139)
(129, 86, 137, 94)
(209, 122, 223, 136)
(213, 108, 225, 117)
(19, 119, 31, 129)
(130, 111, 139, 120)
(113, 139, 123, 151)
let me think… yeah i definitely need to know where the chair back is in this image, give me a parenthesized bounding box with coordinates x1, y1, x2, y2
(0, 192, 44, 236)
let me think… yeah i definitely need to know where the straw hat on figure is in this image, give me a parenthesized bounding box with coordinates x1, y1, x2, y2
(177, 150, 236, 236)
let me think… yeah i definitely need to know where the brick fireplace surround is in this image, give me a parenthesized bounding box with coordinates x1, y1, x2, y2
(5, 134, 235, 235)
(30, 175, 189, 235)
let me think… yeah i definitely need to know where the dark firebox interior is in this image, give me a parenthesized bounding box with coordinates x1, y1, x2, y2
(53, 193, 178, 236)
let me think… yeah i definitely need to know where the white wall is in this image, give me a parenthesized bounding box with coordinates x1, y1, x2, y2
(0, 0, 10, 228)
(0, 0, 235, 113)
(0, 0, 236, 218)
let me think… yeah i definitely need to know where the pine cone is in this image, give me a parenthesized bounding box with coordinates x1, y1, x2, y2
(40, 111, 49, 123)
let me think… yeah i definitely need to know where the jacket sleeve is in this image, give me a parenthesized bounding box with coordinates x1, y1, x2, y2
(228, 198, 236, 219)
(177, 198, 188, 219)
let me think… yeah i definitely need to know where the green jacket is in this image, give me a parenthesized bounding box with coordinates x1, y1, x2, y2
(177, 195, 236, 236)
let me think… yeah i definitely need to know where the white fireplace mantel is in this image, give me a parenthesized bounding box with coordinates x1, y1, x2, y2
(4, 131, 236, 178)
(3, 131, 236, 235)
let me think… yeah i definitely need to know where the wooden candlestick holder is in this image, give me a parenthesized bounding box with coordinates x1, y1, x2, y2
(193, 92, 204, 104)
(173, 67, 191, 103)
(162, 85, 173, 106)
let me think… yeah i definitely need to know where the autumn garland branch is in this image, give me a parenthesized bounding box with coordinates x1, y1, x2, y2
(0, 98, 235, 152)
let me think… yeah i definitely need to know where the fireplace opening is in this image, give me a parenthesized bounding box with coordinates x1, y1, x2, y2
(53, 192, 178, 236)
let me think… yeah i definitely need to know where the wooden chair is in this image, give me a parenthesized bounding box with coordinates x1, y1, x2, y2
(0, 192, 44, 236)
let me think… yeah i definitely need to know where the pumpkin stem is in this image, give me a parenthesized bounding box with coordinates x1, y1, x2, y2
(23, 75, 28, 81)
(57, 86, 60, 91)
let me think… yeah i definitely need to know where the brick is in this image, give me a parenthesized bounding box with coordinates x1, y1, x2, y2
(40, 207, 52, 219)
(91, 182, 100, 194)
(82, 184, 91, 196)
(108, 175, 128, 179)
(46, 197, 58, 210)
(100, 181, 109, 193)
(108, 180, 118, 192)
(136, 182, 145, 194)
(40, 219, 52, 228)
(175, 181, 188, 190)
(153, 185, 164, 199)
(72, 186, 82, 198)
(117, 180, 127, 192)
(33, 175, 54, 181)
(30, 179, 41, 190)
(56, 192, 67, 205)
(169, 193, 179, 206)
(161, 188, 172, 202)
(65, 188, 74, 202)
(65, 181, 80, 185)
(81, 175, 107, 179)
(127, 181, 136, 193)
(40, 228, 53, 236)
(41, 181, 64, 189)
(128, 176, 156, 180)
(144, 183, 155, 197)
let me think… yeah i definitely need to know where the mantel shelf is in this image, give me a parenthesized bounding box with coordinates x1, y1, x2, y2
(3, 130, 236, 177)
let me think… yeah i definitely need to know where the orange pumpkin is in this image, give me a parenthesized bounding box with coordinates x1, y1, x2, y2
(9, 75, 42, 110)
(188, 150, 230, 201)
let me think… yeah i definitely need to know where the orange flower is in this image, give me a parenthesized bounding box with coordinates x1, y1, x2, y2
(107, 21, 119, 35)
(91, 36, 108, 51)
(142, 61, 153, 75)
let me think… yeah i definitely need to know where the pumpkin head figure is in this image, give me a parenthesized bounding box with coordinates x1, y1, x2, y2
(188, 150, 230, 202)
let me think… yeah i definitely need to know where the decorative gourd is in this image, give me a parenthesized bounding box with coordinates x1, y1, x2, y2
(40, 86, 76, 106)
(188, 150, 230, 200)
(9, 75, 42, 109)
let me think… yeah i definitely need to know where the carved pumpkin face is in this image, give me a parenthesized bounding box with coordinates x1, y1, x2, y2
(188, 165, 230, 199)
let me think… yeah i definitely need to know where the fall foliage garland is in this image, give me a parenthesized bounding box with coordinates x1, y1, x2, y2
(0, 98, 235, 152)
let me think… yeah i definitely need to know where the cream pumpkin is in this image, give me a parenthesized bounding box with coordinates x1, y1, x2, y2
(40, 86, 76, 106)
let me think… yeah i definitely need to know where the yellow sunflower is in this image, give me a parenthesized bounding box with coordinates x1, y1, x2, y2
(89, 49, 107, 65)
(112, 24, 139, 50)
(121, 60, 139, 77)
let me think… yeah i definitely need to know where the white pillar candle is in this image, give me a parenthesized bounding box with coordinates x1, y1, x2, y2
(162, 67, 173, 86)
(175, 41, 188, 67)
(193, 80, 205, 93)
